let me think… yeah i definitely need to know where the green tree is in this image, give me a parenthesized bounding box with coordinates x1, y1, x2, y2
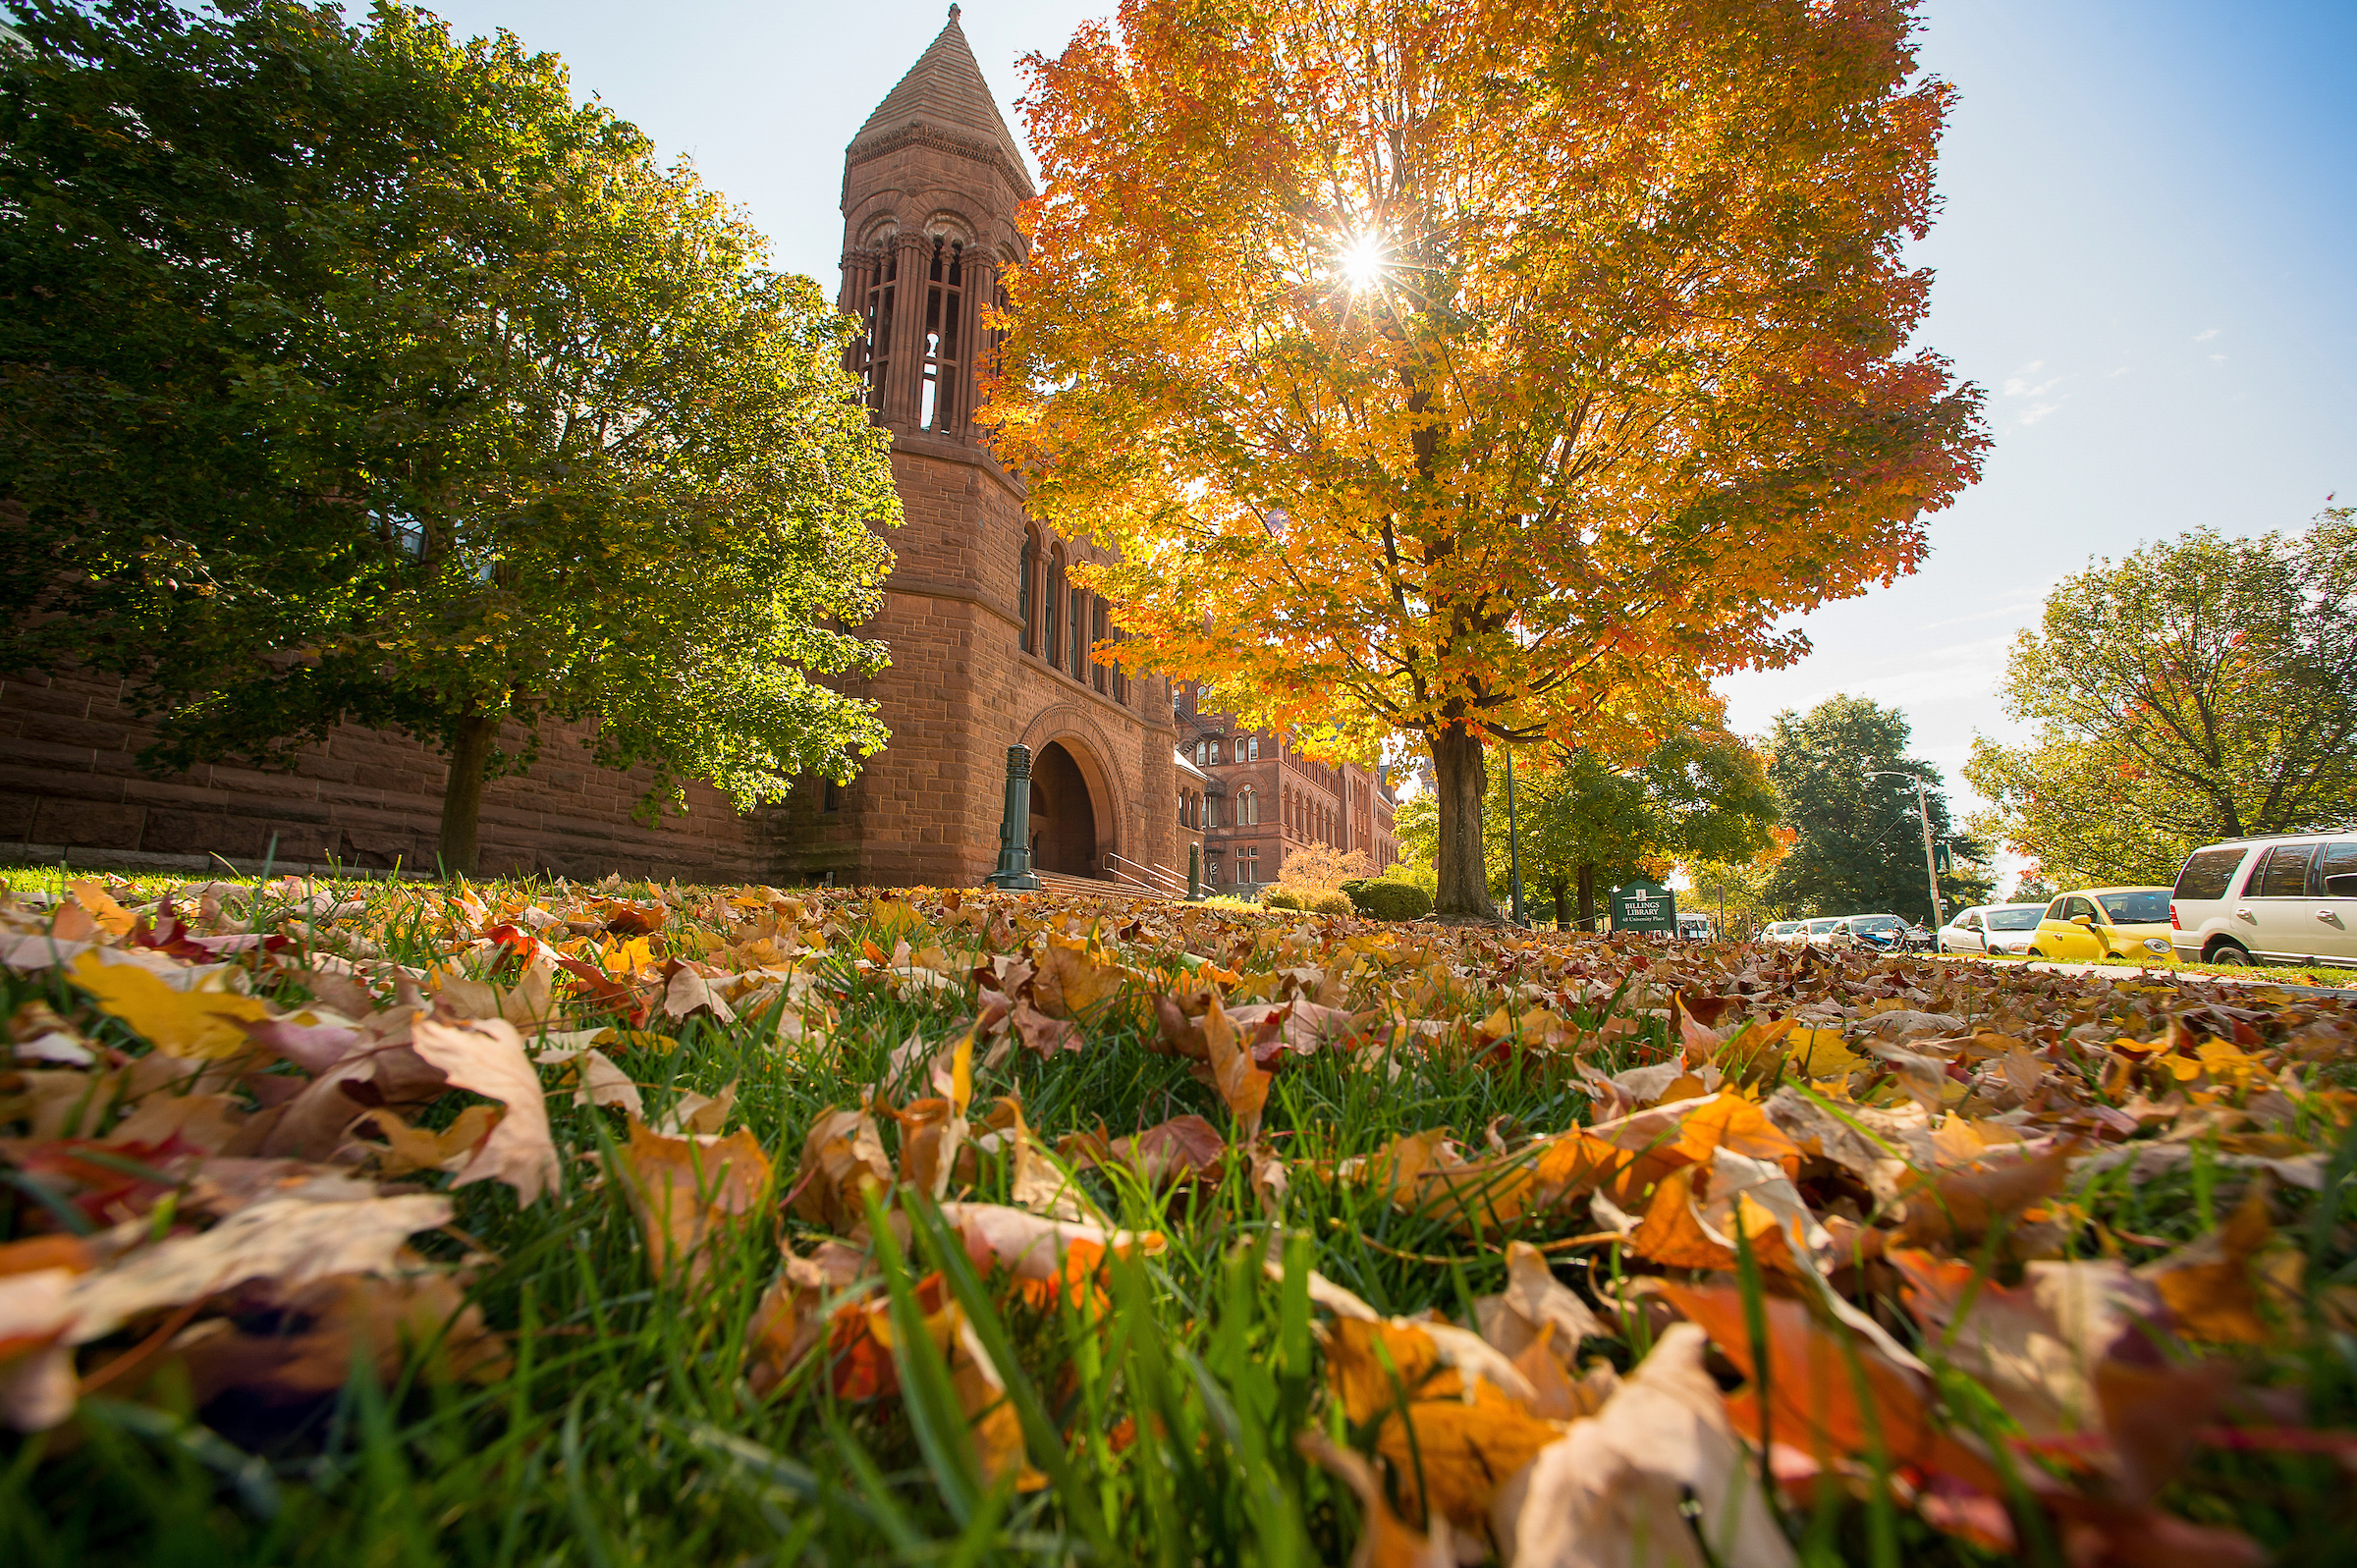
(1963, 514, 2357, 889)
(0, 1, 898, 872)
(1682, 852, 1784, 940)
(1764, 695, 1990, 923)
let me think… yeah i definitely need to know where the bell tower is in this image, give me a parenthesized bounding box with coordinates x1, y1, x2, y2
(839, 5, 1032, 444)
(772, 6, 1178, 891)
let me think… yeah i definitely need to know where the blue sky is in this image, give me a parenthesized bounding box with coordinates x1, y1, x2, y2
(381, 1, 2354, 887)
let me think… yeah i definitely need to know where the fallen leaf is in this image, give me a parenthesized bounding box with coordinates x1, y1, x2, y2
(1495, 1323, 1796, 1568)
(790, 1107, 894, 1232)
(70, 952, 270, 1059)
(410, 1015, 562, 1206)
(616, 1118, 772, 1288)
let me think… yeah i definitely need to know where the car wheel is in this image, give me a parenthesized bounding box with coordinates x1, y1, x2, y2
(2024, 948, 2043, 959)
(2208, 942, 2252, 966)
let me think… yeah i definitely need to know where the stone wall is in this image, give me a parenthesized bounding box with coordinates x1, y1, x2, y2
(0, 665, 763, 882)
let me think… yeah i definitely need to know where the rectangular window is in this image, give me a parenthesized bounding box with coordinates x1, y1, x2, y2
(1069, 587, 1085, 677)
(1043, 566, 1060, 664)
(1206, 796, 1219, 829)
(1091, 601, 1109, 692)
(2174, 846, 2249, 901)
(2323, 841, 2357, 898)
(2254, 843, 2320, 898)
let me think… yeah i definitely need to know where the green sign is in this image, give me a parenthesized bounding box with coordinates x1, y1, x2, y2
(1610, 880, 1676, 935)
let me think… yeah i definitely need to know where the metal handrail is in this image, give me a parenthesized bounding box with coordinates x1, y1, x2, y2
(1107, 852, 1186, 895)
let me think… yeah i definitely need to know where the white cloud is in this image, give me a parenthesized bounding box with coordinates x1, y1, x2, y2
(2018, 402, 2060, 425)
(2105, 365, 2130, 377)
(2210, 353, 2227, 362)
(2194, 327, 2220, 342)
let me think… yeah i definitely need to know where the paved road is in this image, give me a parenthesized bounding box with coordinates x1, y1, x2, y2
(1932, 952, 2357, 1000)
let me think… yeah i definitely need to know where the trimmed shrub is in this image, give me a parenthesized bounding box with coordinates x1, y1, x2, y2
(1351, 881, 1433, 921)
(1307, 890, 1355, 918)
(1258, 885, 1306, 911)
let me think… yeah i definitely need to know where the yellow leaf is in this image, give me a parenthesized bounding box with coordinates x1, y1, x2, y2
(67, 880, 137, 938)
(70, 952, 270, 1058)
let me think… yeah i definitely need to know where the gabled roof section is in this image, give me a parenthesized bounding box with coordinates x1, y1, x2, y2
(851, 7, 1035, 196)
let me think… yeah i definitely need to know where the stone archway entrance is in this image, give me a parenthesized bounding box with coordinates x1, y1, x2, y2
(1028, 740, 1101, 878)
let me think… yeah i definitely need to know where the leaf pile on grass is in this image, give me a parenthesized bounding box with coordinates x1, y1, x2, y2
(3, 872, 2354, 1563)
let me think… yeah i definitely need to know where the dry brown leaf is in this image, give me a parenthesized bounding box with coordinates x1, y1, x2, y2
(2138, 1179, 2286, 1344)
(1203, 995, 1272, 1139)
(617, 1118, 772, 1288)
(64, 1194, 454, 1345)
(175, 1270, 509, 1406)
(351, 1104, 502, 1178)
(790, 1107, 894, 1231)
(1495, 1324, 1795, 1568)
(1297, 1429, 1457, 1568)
(410, 1015, 562, 1206)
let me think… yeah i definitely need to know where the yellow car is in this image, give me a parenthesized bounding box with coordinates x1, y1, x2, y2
(2024, 886, 2179, 966)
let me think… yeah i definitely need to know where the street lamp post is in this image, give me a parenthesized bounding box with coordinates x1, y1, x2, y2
(1868, 770, 1945, 929)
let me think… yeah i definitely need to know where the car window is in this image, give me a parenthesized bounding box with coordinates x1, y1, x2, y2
(2253, 843, 2319, 898)
(1989, 908, 2044, 931)
(1859, 916, 1899, 933)
(2097, 890, 2170, 924)
(2058, 896, 2092, 921)
(2321, 841, 2357, 899)
(2174, 846, 2248, 901)
(1807, 918, 1840, 934)
(2044, 899, 2065, 920)
(1962, 910, 1984, 930)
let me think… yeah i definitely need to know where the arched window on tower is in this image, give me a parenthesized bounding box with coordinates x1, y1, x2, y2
(918, 237, 965, 432)
(853, 240, 896, 415)
(1235, 787, 1257, 826)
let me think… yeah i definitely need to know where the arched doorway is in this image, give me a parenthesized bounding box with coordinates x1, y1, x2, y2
(1028, 740, 1100, 877)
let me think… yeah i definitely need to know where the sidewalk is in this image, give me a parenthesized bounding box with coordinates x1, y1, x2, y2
(1937, 951, 2357, 1000)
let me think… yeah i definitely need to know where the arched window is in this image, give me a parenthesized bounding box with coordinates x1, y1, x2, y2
(1018, 531, 1037, 653)
(1247, 736, 1260, 761)
(1044, 548, 1064, 666)
(1069, 586, 1086, 678)
(1236, 786, 1257, 826)
(1091, 599, 1109, 693)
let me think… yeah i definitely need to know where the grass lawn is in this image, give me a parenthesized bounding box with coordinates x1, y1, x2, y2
(3, 871, 2353, 1565)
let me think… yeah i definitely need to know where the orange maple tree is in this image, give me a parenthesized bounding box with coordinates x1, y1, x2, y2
(987, 0, 1987, 916)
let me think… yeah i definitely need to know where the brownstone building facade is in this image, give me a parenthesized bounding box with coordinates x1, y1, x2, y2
(1175, 683, 1399, 896)
(0, 12, 1180, 891)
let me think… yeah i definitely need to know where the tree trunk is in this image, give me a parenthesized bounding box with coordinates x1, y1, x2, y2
(1576, 862, 1596, 933)
(1552, 878, 1568, 932)
(438, 712, 500, 877)
(1430, 722, 1496, 920)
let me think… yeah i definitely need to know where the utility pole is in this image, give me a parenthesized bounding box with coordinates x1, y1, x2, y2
(1504, 744, 1525, 926)
(1868, 769, 1944, 928)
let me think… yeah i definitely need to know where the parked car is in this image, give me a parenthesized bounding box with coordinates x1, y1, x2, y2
(1834, 913, 1909, 949)
(1938, 902, 2047, 955)
(2025, 887, 2177, 965)
(1677, 913, 1714, 941)
(1801, 916, 1844, 946)
(1759, 920, 1804, 946)
(2170, 833, 2357, 966)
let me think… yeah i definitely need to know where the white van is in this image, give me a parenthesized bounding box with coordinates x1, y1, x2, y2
(2170, 833, 2357, 966)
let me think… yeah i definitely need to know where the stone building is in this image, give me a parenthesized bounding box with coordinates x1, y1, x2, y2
(0, 10, 1182, 891)
(1175, 682, 1399, 896)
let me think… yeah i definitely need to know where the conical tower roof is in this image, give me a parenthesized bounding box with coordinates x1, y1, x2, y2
(850, 6, 1034, 196)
